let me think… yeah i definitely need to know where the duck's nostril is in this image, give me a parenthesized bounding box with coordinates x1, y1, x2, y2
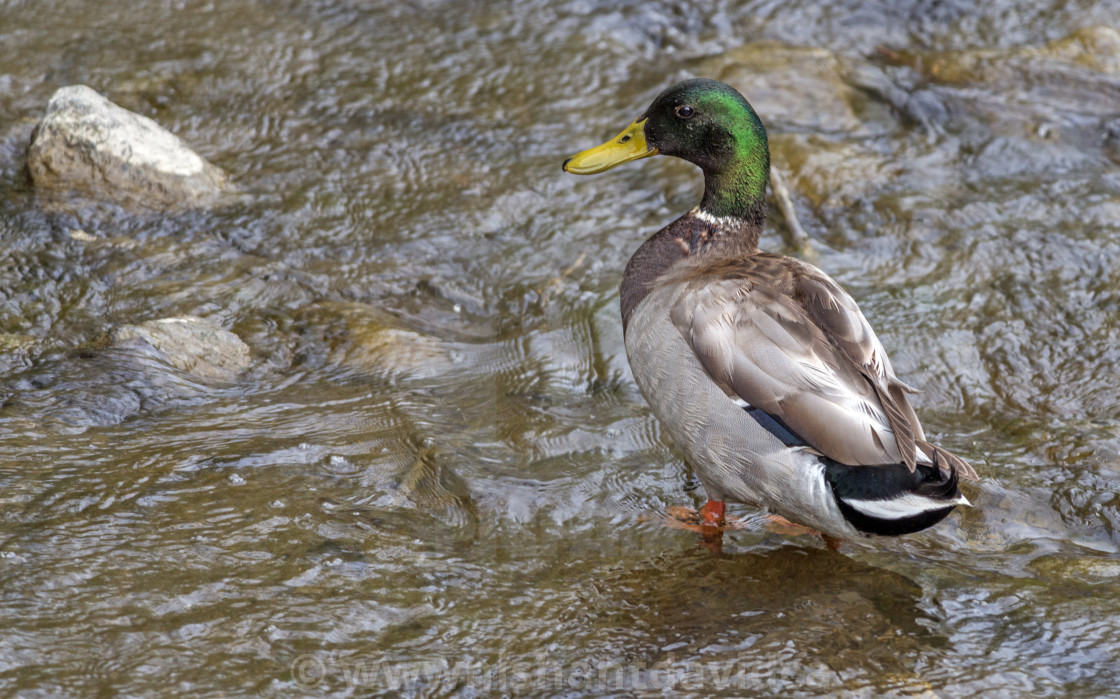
(620, 135, 631, 143)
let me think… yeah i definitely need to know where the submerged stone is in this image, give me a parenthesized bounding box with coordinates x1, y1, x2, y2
(0, 318, 250, 432)
(769, 134, 898, 211)
(698, 41, 893, 135)
(27, 85, 230, 210)
(92, 316, 251, 381)
(293, 302, 448, 379)
(0, 334, 38, 375)
(925, 26, 1120, 84)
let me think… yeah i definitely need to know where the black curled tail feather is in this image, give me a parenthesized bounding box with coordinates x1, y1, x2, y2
(823, 459, 967, 537)
(918, 440, 979, 481)
(913, 455, 960, 501)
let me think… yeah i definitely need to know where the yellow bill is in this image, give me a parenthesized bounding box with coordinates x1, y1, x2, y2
(563, 118, 657, 174)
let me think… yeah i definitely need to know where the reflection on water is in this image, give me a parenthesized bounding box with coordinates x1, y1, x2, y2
(2, 0, 1120, 696)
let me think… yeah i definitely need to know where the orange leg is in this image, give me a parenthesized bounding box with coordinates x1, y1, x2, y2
(698, 500, 725, 552)
(663, 500, 729, 552)
(699, 499, 725, 529)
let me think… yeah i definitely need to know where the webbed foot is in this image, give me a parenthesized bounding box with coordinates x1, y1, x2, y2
(766, 514, 844, 550)
(662, 500, 737, 552)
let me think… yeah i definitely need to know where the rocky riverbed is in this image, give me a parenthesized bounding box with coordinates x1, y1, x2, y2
(2, 1, 1120, 696)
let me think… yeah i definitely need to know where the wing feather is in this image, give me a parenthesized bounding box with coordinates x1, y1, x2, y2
(672, 259, 928, 470)
(796, 275, 921, 469)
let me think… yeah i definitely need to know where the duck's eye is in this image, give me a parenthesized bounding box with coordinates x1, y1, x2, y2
(675, 105, 696, 119)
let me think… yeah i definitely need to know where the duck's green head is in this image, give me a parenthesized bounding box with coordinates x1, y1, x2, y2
(563, 78, 770, 220)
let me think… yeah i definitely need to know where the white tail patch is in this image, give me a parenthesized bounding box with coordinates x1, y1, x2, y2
(843, 493, 970, 520)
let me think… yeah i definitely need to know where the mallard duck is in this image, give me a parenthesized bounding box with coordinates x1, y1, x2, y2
(563, 79, 977, 544)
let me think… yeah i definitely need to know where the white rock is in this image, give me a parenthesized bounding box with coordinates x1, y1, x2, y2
(27, 85, 229, 209)
(102, 316, 251, 381)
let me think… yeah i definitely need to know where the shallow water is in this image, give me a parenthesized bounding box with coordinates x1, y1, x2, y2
(2, 0, 1120, 696)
